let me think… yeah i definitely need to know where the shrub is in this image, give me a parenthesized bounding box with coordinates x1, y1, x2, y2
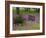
(15, 16, 24, 24)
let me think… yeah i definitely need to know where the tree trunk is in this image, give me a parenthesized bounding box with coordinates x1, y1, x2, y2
(16, 7, 19, 14)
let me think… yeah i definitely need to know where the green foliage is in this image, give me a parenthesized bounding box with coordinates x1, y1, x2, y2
(19, 8, 40, 15)
(13, 7, 40, 15)
(15, 16, 24, 24)
(13, 7, 16, 14)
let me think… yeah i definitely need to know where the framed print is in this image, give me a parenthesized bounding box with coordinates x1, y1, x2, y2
(5, 1, 45, 37)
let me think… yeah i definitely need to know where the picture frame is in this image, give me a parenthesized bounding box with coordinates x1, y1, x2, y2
(5, 1, 45, 37)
